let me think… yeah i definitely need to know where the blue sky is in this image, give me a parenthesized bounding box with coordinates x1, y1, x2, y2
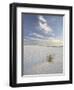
(22, 13, 63, 46)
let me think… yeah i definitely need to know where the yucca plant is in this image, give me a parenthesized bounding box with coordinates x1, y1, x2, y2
(47, 55, 53, 63)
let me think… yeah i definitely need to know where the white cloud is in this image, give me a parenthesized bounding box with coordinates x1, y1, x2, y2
(29, 33, 44, 38)
(38, 15, 53, 33)
(24, 36, 39, 41)
(38, 16, 46, 23)
(28, 37, 42, 41)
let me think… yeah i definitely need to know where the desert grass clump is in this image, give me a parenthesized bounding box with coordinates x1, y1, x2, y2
(47, 55, 53, 63)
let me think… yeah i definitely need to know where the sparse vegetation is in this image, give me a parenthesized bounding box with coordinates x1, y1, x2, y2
(47, 55, 53, 63)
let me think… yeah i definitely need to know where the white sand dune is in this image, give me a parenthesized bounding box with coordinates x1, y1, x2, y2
(22, 45, 63, 75)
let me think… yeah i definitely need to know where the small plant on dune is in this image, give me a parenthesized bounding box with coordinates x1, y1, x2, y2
(47, 55, 53, 63)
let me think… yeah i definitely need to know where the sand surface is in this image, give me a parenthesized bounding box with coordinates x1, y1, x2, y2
(22, 45, 63, 75)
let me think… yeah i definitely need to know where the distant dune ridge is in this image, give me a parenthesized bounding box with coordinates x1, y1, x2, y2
(24, 38, 63, 47)
(22, 45, 63, 75)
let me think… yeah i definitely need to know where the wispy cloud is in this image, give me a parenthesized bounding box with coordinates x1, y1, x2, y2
(27, 16, 55, 40)
(38, 16, 46, 23)
(24, 36, 43, 41)
(29, 33, 44, 39)
(38, 15, 53, 34)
